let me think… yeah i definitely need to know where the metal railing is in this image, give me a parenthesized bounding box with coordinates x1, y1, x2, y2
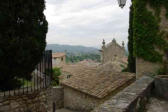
(1, 50, 52, 97)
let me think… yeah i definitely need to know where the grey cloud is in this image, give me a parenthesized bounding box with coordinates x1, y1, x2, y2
(45, 0, 131, 47)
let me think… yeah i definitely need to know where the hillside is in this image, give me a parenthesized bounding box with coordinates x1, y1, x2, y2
(46, 44, 100, 56)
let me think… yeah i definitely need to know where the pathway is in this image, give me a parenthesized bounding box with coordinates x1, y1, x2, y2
(146, 97, 168, 112)
(56, 109, 77, 112)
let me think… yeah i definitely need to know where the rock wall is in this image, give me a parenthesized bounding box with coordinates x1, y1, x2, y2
(64, 86, 101, 112)
(0, 87, 64, 112)
(52, 86, 64, 110)
(136, 58, 162, 79)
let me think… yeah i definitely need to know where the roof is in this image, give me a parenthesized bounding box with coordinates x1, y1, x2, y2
(52, 53, 66, 58)
(106, 41, 123, 49)
(61, 63, 135, 98)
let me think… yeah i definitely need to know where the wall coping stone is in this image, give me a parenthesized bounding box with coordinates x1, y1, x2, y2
(92, 76, 154, 112)
(52, 86, 63, 89)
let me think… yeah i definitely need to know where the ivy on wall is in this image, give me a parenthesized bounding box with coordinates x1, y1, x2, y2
(148, 0, 168, 19)
(133, 0, 168, 63)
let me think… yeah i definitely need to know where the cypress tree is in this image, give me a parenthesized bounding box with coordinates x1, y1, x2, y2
(0, 0, 48, 90)
(128, 2, 136, 73)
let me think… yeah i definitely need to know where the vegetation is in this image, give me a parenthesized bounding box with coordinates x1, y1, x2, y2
(128, 2, 136, 73)
(51, 67, 61, 86)
(148, 0, 168, 19)
(66, 53, 101, 63)
(133, 0, 168, 63)
(46, 44, 101, 63)
(46, 44, 100, 55)
(0, 0, 48, 91)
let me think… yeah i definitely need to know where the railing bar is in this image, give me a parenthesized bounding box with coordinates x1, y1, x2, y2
(37, 64, 38, 91)
(34, 70, 36, 91)
(31, 72, 33, 92)
(18, 88, 19, 95)
(27, 79, 28, 93)
(50, 50, 53, 85)
(14, 88, 15, 95)
(23, 78, 24, 94)
(47, 51, 48, 87)
(40, 59, 42, 89)
(44, 51, 47, 88)
(9, 89, 10, 96)
(4, 90, 5, 97)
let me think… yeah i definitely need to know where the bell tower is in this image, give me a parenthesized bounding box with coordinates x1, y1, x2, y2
(101, 39, 106, 64)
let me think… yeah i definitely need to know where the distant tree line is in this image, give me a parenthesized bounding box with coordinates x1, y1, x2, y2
(66, 53, 101, 63)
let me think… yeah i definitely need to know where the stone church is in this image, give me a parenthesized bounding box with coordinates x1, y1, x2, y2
(100, 38, 126, 64)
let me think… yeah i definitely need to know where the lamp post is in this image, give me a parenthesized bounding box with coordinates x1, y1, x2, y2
(117, 0, 127, 8)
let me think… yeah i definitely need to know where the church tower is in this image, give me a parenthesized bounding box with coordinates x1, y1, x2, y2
(101, 39, 106, 64)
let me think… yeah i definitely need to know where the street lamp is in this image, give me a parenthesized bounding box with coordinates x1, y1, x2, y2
(117, 0, 127, 8)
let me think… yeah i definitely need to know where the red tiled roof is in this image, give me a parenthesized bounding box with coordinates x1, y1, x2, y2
(52, 53, 66, 58)
(61, 65, 135, 98)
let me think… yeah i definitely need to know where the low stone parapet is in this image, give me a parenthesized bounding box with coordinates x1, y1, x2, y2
(0, 86, 64, 112)
(154, 75, 168, 100)
(92, 76, 154, 112)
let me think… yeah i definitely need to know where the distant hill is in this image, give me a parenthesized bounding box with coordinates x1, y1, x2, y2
(46, 44, 100, 56)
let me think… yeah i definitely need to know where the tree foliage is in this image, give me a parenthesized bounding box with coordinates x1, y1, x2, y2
(133, 0, 168, 63)
(128, 2, 136, 73)
(51, 67, 61, 86)
(0, 0, 48, 90)
(66, 53, 101, 63)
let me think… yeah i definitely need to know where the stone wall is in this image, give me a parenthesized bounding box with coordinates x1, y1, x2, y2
(0, 87, 64, 112)
(52, 86, 64, 110)
(52, 56, 66, 67)
(154, 75, 168, 100)
(136, 58, 162, 79)
(64, 86, 101, 112)
(92, 76, 154, 112)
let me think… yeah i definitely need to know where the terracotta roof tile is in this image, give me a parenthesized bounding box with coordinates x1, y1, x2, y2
(61, 64, 135, 98)
(52, 53, 66, 58)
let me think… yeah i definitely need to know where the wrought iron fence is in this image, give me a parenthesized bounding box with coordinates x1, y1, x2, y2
(1, 50, 52, 97)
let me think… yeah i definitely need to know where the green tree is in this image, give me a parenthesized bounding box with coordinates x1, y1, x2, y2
(128, 2, 136, 73)
(0, 0, 48, 90)
(52, 67, 61, 86)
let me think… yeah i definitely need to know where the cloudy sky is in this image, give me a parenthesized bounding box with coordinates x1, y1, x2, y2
(44, 0, 131, 48)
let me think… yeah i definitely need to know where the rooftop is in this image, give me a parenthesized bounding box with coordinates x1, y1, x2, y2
(52, 53, 66, 58)
(61, 64, 135, 98)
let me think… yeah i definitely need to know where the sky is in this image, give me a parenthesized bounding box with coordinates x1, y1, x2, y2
(44, 0, 131, 48)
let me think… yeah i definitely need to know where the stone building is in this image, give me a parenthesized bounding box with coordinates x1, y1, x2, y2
(100, 39, 126, 64)
(52, 53, 66, 67)
(60, 63, 135, 112)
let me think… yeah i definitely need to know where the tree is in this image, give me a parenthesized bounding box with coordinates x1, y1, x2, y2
(0, 0, 48, 90)
(51, 67, 61, 86)
(127, 2, 136, 73)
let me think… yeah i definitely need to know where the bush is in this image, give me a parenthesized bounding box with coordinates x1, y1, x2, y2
(51, 67, 61, 86)
(0, 0, 48, 90)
